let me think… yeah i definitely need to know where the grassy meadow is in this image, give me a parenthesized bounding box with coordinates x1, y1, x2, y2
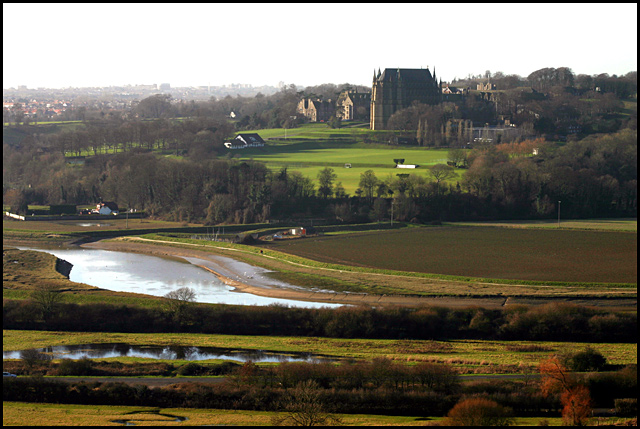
(3, 330, 637, 372)
(229, 123, 461, 193)
(2, 402, 577, 426)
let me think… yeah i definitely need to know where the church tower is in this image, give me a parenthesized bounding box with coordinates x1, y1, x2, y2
(370, 67, 441, 130)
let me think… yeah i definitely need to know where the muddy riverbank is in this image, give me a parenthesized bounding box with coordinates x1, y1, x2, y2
(80, 239, 636, 310)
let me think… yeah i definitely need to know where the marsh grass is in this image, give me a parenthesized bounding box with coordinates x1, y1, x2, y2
(2, 402, 440, 426)
(4, 330, 636, 371)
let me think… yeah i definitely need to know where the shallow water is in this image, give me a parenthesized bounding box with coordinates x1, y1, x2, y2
(3, 343, 335, 363)
(16, 245, 343, 308)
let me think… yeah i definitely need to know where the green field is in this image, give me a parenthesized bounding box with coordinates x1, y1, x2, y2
(263, 225, 637, 284)
(232, 124, 461, 193)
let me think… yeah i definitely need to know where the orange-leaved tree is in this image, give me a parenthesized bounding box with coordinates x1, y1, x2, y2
(539, 356, 592, 426)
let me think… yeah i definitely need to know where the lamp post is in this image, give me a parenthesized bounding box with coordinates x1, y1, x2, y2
(557, 200, 561, 227)
(390, 199, 394, 226)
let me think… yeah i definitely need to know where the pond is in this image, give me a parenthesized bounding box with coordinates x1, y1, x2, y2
(3, 344, 336, 363)
(16, 246, 343, 309)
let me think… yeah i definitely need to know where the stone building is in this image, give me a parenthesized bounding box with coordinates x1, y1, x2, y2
(336, 88, 371, 121)
(297, 98, 335, 122)
(477, 82, 496, 91)
(370, 67, 442, 130)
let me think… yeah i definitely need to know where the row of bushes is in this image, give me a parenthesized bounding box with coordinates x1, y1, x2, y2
(0, 376, 543, 417)
(3, 299, 636, 342)
(4, 356, 240, 378)
(4, 364, 635, 415)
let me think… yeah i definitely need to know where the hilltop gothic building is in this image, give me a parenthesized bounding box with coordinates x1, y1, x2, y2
(336, 88, 371, 121)
(297, 98, 335, 122)
(370, 67, 442, 130)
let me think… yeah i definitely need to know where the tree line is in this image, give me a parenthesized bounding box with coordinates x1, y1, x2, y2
(4, 298, 636, 343)
(4, 128, 636, 223)
(3, 358, 636, 420)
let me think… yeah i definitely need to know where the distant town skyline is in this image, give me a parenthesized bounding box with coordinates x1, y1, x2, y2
(3, 3, 637, 91)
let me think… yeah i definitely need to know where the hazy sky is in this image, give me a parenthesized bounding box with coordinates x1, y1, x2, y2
(3, 3, 637, 90)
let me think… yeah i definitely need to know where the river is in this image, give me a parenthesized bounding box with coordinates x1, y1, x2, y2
(16, 245, 343, 308)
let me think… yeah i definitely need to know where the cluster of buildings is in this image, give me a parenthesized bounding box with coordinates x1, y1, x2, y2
(296, 67, 470, 130)
(3, 83, 282, 123)
(3, 98, 72, 122)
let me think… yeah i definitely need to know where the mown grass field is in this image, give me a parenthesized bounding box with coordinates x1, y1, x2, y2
(262, 225, 637, 284)
(3, 330, 637, 371)
(232, 123, 461, 193)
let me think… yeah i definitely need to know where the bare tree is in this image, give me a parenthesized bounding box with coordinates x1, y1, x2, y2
(429, 164, 457, 195)
(20, 349, 53, 373)
(31, 283, 64, 321)
(271, 380, 342, 426)
(163, 287, 197, 325)
(429, 164, 457, 185)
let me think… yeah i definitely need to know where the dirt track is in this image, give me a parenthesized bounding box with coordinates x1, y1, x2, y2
(80, 238, 637, 310)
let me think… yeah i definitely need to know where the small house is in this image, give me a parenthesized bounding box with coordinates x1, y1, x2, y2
(94, 202, 119, 215)
(224, 133, 266, 149)
(290, 227, 306, 236)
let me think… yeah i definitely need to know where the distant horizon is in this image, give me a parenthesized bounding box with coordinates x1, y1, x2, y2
(3, 3, 637, 91)
(4, 65, 637, 93)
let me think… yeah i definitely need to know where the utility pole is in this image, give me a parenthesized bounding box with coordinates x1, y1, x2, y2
(557, 201, 561, 227)
(390, 199, 394, 226)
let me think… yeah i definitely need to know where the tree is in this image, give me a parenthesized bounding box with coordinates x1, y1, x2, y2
(447, 148, 467, 168)
(5, 188, 29, 215)
(333, 181, 347, 199)
(20, 349, 53, 373)
(135, 94, 174, 118)
(359, 169, 379, 201)
(317, 167, 337, 199)
(327, 116, 342, 129)
(539, 356, 593, 426)
(271, 380, 342, 426)
(163, 287, 197, 325)
(31, 283, 64, 321)
(445, 397, 515, 426)
(429, 164, 457, 194)
(567, 347, 607, 372)
(560, 384, 593, 427)
(372, 197, 388, 222)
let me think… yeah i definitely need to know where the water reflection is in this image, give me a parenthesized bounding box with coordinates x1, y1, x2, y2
(16, 246, 343, 308)
(3, 344, 335, 363)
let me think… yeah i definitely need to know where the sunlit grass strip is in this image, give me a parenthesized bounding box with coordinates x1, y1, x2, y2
(447, 219, 637, 232)
(2, 402, 439, 426)
(135, 234, 637, 290)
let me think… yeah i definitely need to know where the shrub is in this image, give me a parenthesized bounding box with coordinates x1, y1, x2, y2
(56, 357, 94, 376)
(614, 398, 637, 417)
(20, 349, 53, 373)
(176, 362, 202, 376)
(445, 397, 515, 426)
(567, 347, 607, 372)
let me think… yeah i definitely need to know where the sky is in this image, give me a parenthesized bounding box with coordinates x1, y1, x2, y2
(3, 3, 638, 90)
